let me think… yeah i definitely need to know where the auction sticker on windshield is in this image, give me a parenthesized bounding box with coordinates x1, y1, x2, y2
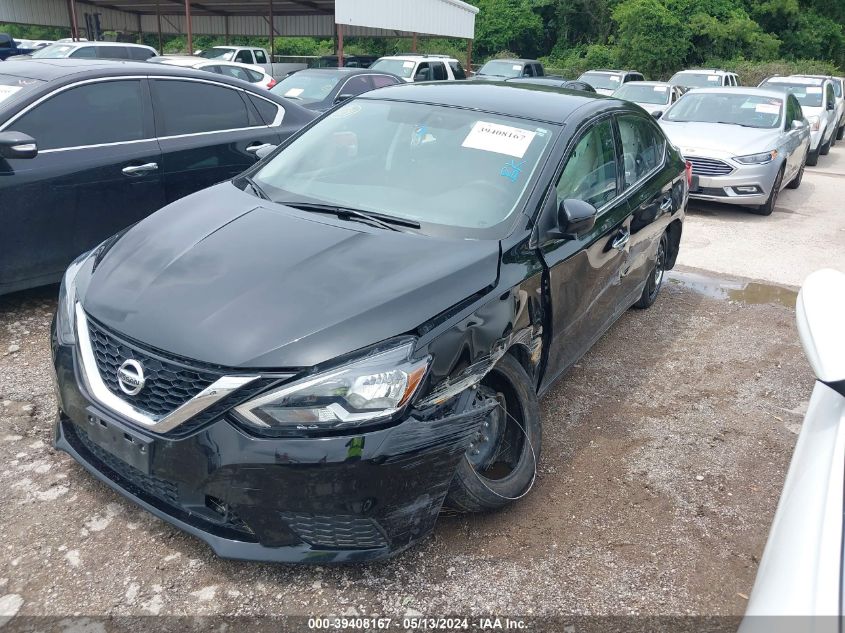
(285, 88, 304, 98)
(462, 121, 537, 158)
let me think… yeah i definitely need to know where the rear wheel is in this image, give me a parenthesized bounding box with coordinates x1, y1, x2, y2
(820, 134, 831, 156)
(752, 166, 784, 216)
(446, 354, 541, 513)
(633, 232, 668, 309)
(806, 150, 819, 166)
(837, 124, 844, 141)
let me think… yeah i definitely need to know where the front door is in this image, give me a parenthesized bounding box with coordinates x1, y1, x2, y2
(0, 78, 163, 292)
(539, 116, 632, 389)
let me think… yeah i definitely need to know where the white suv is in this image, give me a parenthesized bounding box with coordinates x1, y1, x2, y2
(669, 69, 740, 89)
(369, 55, 466, 83)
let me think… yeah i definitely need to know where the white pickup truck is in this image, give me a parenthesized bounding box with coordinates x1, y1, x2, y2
(194, 46, 305, 80)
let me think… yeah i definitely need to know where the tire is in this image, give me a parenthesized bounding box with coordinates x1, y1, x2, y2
(446, 354, 541, 513)
(837, 124, 844, 141)
(806, 150, 819, 166)
(786, 155, 806, 190)
(633, 231, 668, 309)
(820, 134, 831, 156)
(752, 166, 784, 216)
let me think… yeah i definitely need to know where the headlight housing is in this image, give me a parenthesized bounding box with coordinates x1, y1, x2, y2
(234, 340, 429, 434)
(56, 252, 91, 345)
(734, 149, 778, 165)
(807, 115, 820, 131)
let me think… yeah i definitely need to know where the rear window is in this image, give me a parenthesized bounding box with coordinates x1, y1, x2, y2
(669, 72, 723, 88)
(449, 61, 467, 80)
(578, 72, 622, 90)
(761, 81, 823, 108)
(0, 74, 45, 106)
(128, 47, 154, 60)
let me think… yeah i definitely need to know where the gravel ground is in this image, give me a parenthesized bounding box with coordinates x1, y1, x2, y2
(0, 277, 810, 619)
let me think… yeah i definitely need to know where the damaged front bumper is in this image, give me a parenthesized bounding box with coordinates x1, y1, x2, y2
(52, 340, 493, 563)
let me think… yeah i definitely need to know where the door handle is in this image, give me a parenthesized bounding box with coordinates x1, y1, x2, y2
(246, 143, 273, 154)
(122, 162, 158, 176)
(660, 197, 673, 212)
(611, 229, 630, 251)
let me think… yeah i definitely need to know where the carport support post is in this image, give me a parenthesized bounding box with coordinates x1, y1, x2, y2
(466, 38, 472, 75)
(224, 15, 229, 44)
(66, 0, 79, 41)
(185, 0, 193, 55)
(156, 0, 163, 53)
(412, 32, 417, 53)
(337, 23, 344, 67)
(269, 1, 274, 60)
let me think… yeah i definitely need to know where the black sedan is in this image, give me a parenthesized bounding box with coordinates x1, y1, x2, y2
(52, 82, 689, 563)
(269, 67, 402, 112)
(0, 59, 316, 296)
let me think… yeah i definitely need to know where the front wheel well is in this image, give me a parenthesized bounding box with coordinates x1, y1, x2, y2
(665, 219, 682, 270)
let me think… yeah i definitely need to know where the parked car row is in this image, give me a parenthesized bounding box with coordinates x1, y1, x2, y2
(1, 52, 691, 563)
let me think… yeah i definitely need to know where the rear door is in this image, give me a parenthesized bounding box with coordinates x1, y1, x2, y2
(0, 77, 162, 290)
(540, 116, 632, 388)
(615, 112, 675, 303)
(150, 77, 283, 202)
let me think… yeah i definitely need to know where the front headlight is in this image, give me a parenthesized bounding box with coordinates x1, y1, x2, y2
(807, 115, 820, 131)
(234, 340, 430, 433)
(734, 150, 778, 165)
(56, 252, 90, 345)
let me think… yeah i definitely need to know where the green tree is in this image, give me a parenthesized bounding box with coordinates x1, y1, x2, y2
(613, 0, 691, 77)
(468, 0, 545, 58)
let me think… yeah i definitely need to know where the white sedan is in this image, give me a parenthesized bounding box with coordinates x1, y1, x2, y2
(148, 56, 276, 90)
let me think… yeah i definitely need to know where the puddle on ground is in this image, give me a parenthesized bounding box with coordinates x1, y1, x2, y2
(666, 270, 797, 308)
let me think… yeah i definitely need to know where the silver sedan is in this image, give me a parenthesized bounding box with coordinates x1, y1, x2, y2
(658, 87, 811, 215)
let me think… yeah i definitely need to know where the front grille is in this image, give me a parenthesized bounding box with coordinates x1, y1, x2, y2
(687, 156, 734, 177)
(280, 512, 388, 550)
(73, 422, 179, 504)
(87, 317, 222, 417)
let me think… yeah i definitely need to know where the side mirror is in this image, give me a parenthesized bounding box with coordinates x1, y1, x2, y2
(791, 119, 805, 130)
(255, 144, 277, 160)
(556, 198, 597, 239)
(651, 110, 663, 119)
(414, 72, 429, 82)
(334, 93, 354, 104)
(0, 131, 38, 159)
(796, 269, 845, 384)
(827, 100, 835, 111)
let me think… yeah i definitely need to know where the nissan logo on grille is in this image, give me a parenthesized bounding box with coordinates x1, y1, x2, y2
(117, 359, 146, 396)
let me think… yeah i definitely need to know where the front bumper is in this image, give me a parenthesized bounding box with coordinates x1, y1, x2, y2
(52, 335, 490, 563)
(688, 157, 781, 206)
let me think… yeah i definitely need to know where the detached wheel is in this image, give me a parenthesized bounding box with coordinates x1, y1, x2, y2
(786, 155, 805, 189)
(806, 150, 819, 166)
(633, 231, 668, 309)
(751, 165, 783, 216)
(446, 354, 541, 512)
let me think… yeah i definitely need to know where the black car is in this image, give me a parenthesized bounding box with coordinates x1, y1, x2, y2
(473, 58, 545, 80)
(270, 67, 402, 112)
(505, 76, 597, 93)
(310, 55, 379, 69)
(52, 82, 689, 563)
(0, 59, 315, 295)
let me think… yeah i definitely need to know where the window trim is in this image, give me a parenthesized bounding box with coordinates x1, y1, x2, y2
(0, 75, 285, 152)
(336, 73, 397, 99)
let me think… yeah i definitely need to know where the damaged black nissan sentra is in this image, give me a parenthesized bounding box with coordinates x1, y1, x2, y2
(52, 82, 688, 563)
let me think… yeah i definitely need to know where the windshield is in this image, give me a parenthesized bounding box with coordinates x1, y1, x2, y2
(613, 83, 670, 105)
(271, 71, 342, 103)
(664, 92, 783, 128)
(670, 72, 723, 88)
(761, 81, 823, 108)
(578, 72, 622, 90)
(478, 61, 524, 78)
(253, 100, 556, 238)
(370, 59, 414, 79)
(31, 43, 76, 58)
(0, 74, 45, 105)
(196, 48, 235, 61)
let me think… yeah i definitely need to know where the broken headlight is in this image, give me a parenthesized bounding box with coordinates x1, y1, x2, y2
(234, 340, 429, 432)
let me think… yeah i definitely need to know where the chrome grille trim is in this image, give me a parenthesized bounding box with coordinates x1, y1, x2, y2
(687, 156, 735, 176)
(75, 303, 259, 434)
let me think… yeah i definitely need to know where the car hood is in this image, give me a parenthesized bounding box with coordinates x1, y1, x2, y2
(659, 121, 782, 157)
(82, 183, 499, 369)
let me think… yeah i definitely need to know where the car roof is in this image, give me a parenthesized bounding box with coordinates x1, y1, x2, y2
(482, 59, 538, 64)
(293, 67, 397, 76)
(763, 76, 827, 85)
(585, 69, 639, 75)
(357, 80, 617, 124)
(674, 69, 732, 74)
(616, 80, 672, 86)
(377, 55, 458, 62)
(686, 86, 789, 99)
(54, 41, 153, 49)
(0, 58, 264, 87)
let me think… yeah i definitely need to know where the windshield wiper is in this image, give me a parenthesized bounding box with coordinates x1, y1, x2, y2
(237, 175, 270, 200)
(281, 201, 421, 232)
(712, 121, 760, 128)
